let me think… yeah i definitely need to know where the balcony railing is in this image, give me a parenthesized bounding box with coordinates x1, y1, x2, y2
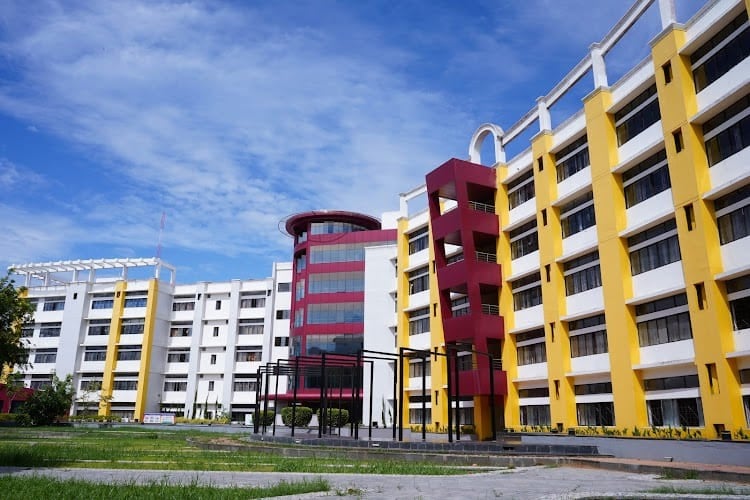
(447, 253, 465, 265)
(476, 251, 497, 263)
(469, 201, 495, 213)
(481, 304, 500, 316)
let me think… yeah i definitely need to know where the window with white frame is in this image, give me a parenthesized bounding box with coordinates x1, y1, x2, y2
(83, 346, 107, 361)
(408, 226, 429, 254)
(507, 169, 535, 209)
(635, 293, 692, 347)
(39, 322, 61, 337)
(568, 314, 608, 357)
(167, 349, 189, 363)
(647, 398, 704, 427)
(520, 405, 550, 426)
(408, 266, 429, 294)
(555, 135, 589, 182)
(408, 307, 430, 336)
(614, 84, 660, 145)
(560, 192, 596, 238)
(42, 297, 65, 311)
(34, 348, 57, 364)
(703, 93, 750, 167)
(516, 328, 546, 365)
(715, 184, 750, 245)
(509, 219, 538, 259)
(238, 319, 263, 335)
(164, 377, 188, 392)
(409, 360, 431, 378)
(691, 11, 749, 93)
(628, 219, 681, 275)
(88, 319, 110, 336)
(622, 150, 670, 207)
(116, 345, 141, 361)
(121, 318, 145, 335)
(726, 275, 750, 331)
(563, 251, 601, 296)
(235, 347, 262, 362)
(169, 323, 192, 337)
(511, 272, 542, 311)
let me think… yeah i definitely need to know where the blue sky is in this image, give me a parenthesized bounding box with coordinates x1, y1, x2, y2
(0, 0, 704, 283)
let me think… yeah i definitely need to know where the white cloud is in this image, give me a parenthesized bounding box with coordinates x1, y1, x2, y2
(0, 0, 471, 268)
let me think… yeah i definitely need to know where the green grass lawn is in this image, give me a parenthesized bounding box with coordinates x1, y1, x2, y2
(0, 426, 471, 475)
(0, 475, 330, 499)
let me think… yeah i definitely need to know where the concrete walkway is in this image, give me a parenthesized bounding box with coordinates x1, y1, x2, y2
(2, 464, 749, 499)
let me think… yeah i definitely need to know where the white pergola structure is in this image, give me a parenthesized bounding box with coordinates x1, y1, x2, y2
(9, 258, 176, 287)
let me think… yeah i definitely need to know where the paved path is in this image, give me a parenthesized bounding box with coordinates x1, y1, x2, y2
(2, 465, 749, 499)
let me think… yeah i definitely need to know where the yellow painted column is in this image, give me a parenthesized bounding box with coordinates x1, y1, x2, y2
(651, 27, 745, 437)
(395, 217, 412, 430)
(532, 130, 575, 429)
(99, 281, 127, 416)
(584, 88, 646, 430)
(134, 278, 160, 421)
(426, 220, 448, 433)
(496, 166, 520, 429)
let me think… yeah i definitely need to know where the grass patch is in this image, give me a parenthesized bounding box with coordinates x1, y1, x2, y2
(0, 475, 329, 499)
(657, 469, 699, 480)
(647, 484, 750, 495)
(0, 427, 470, 475)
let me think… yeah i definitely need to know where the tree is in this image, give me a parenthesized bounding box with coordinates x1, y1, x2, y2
(3, 372, 25, 413)
(20, 374, 74, 425)
(0, 272, 35, 371)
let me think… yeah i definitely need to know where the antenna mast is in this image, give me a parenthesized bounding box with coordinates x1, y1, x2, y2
(156, 211, 166, 259)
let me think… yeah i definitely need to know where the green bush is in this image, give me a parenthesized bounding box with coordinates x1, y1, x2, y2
(254, 410, 275, 426)
(317, 408, 349, 427)
(281, 406, 313, 427)
(460, 424, 476, 434)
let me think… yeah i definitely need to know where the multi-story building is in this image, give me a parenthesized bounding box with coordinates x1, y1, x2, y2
(277, 210, 398, 426)
(11, 258, 291, 422)
(396, 0, 750, 439)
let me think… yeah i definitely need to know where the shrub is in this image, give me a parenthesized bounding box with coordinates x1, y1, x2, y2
(281, 406, 313, 427)
(317, 408, 349, 427)
(255, 410, 275, 426)
(460, 424, 476, 434)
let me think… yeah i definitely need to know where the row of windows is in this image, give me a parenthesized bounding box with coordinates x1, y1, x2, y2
(644, 374, 699, 392)
(691, 11, 749, 93)
(310, 243, 371, 263)
(305, 334, 363, 356)
(310, 221, 367, 235)
(306, 303, 363, 324)
(308, 272, 365, 294)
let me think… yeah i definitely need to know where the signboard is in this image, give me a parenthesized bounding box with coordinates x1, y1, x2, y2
(143, 413, 176, 425)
